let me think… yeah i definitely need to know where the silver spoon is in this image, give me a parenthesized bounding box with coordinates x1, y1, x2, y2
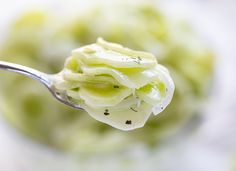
(0, 61, 83, 110)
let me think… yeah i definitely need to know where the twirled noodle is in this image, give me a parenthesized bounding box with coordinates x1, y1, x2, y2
(53, 38, 175, 130)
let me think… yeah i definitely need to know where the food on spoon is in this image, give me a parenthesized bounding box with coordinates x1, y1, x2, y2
(53, 38, 175, 130)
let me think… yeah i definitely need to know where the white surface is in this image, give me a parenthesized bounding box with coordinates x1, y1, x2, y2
(0, 1, 236, 171)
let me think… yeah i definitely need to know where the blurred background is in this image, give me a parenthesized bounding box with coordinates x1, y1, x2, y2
(0, 0, 236, 171)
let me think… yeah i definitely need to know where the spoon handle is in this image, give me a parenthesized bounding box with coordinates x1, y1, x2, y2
(0, 60, 84, 110)
(0, 61, 51, 88)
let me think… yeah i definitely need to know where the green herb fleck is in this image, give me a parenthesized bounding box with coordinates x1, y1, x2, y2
(130, 107, 138, 112)
(126, 120, 132, 124)
(104, 109, 110, 116)
(113, 85, 120, 88)
(131, 56, 142, 64)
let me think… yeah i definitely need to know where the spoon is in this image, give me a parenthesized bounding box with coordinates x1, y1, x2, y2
(0, 61, 83, 110)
